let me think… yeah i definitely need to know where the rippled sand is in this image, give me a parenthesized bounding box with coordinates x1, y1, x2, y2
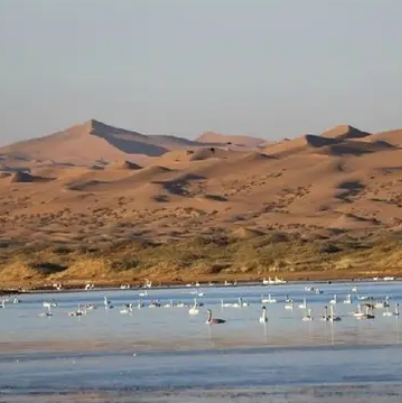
(2, 384, 402, 403)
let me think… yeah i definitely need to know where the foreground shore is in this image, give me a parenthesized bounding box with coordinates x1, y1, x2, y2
(2, 384, 402, 403)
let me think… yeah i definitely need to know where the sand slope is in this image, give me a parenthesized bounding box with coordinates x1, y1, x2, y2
(0, 122, 401, 245)
(0, 120, 231, 167)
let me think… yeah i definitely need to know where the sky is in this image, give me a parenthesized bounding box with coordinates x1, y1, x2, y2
(1, 0, 402, 146)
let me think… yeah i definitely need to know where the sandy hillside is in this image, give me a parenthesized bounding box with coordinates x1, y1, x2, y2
(2, 122, 402, 287)
(0, 121, 401, 251)
(0, 120, 240, 168)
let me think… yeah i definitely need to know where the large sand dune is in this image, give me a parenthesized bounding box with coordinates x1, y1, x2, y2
(0, 121, 401, 248)
(0, 120, 237, 167)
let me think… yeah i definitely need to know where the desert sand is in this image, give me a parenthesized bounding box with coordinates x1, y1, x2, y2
(1, 120, 402, 288)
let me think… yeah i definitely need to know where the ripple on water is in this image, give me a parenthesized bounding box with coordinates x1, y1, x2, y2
(1, 282, 402, 400)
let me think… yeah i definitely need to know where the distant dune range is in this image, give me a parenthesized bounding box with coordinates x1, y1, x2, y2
(1, 120, 402, 287)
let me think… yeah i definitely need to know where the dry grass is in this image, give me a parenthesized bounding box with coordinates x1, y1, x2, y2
(2, 232, 402, 289)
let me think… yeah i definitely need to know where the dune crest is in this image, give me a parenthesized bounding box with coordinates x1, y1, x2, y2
(321, 125, 371, 140)
(196, 131, 267, 147)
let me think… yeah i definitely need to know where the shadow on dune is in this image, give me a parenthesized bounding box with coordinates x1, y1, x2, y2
(93, 131, 168, 156)
(154, 174, 205, 196)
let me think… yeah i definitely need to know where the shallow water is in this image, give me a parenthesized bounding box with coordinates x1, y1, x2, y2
(1, 281, 402, 402)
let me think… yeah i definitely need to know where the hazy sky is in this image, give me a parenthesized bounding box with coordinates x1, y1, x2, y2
(1, 0, 402, 146)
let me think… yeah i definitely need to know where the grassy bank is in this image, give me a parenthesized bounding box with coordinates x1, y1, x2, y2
(1, 231, 402, 290)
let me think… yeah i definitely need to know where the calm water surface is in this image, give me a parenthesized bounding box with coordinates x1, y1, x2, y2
(1, 281, 402, 402)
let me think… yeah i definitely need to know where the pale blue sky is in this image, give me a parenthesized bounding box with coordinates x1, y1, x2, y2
(1, 0, 401, 146)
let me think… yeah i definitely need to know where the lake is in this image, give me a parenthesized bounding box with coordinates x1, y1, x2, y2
(1, 281, 402, 402)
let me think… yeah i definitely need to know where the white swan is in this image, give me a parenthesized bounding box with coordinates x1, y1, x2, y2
(353, 304, 364, 319)
(374, 296, 390, 309)
(120, 303, 133, 314)
(68, 305, 85, 317)
(261, 294, 277, 303)
(188, 299, 199, 315)
(284, 301, 294, 310)
(354, 304, 375, 320)
(103, 297, 113, 310)
(329, 305, 341, 321)
(43, 300, 57, 309)
(383, 303, 399, 317)
(238, 297, 249, 307)
(163, 300, 174, 308)
(259, 306, 268, 323)
(221, 299, 233, 308)
(190, 289, 205, 297)
(343, 294, 352, 304)
(302, 308, 313, 321)
(220, 299, 240, 308)
(298, 298, 307, 309)
(329, 294, 337, 305)
(395, 303, 400, 316)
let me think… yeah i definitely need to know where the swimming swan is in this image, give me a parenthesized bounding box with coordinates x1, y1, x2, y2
(259, 306, 268, 323)
(206, 309, 225, 324)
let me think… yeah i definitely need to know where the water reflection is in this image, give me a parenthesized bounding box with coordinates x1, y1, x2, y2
(2, 281, 402, 353)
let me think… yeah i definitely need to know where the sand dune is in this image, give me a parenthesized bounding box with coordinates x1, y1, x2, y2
(0, 121, 402, 247)
(151, 148, 245, 170)
(317, 139, 395, 156)
(105, 160, 142, 170)
(0, 119, 228, 168)
(9, 171, 54, 183)
(265, 131, 394, 158)
(321, 124, 371, 140)
(368, 129, 402, 146)
(189, 147, 231, 161)
(329, 213, 379, 230)
(196, 131, 266, 147)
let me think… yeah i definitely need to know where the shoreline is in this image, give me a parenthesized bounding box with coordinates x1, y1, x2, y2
(2, 383, 402, 403)
(1, 275, 399, 295)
